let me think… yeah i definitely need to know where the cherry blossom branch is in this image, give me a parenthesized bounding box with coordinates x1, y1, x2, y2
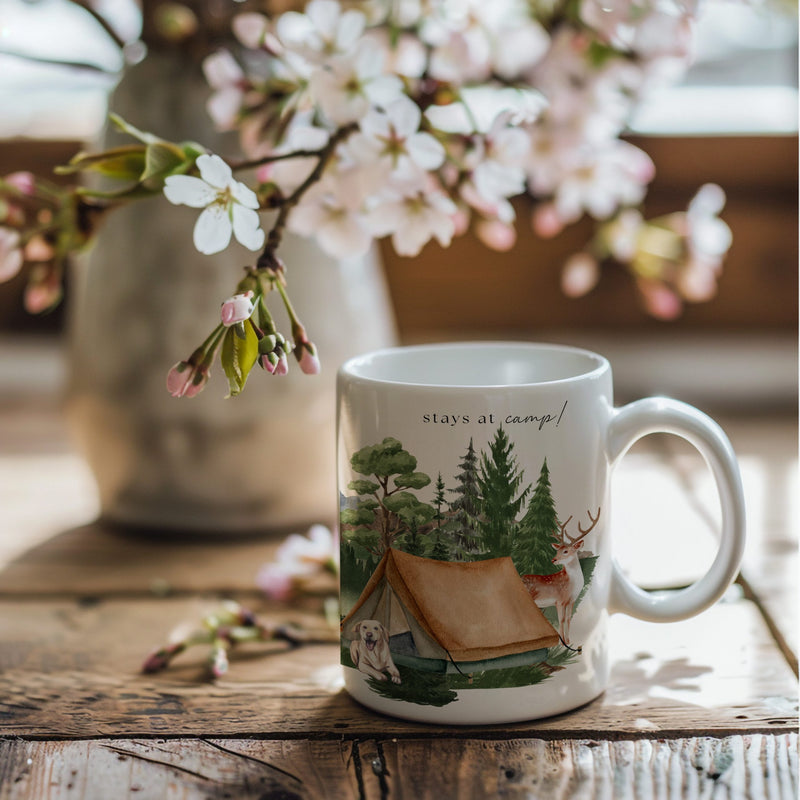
(230, 149, 334, 172)
(141, 601, 320, 679)
(256, 123, 358, 268)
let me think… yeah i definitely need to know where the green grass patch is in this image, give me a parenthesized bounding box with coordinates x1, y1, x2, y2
(341, 644, 578, 706)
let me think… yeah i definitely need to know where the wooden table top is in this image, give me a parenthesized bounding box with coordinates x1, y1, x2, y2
(0, 389, 797, 799)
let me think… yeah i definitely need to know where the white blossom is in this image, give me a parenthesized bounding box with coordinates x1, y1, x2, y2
(350, 96, 445, 177)
(277, 0, 367, 61)
(551, 141, 655, 225)
(687, 183, 731, 258)
(289, 168, 375, 258)
(203, 50, 245, 131)
(309, 40, 403, 125)
(164, 154, 265, 255)
(0, 228, 23, 282)
(367, 182, 457, 256)
(579, 0, 695, 59)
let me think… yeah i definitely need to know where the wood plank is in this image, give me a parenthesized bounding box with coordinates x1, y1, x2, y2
(1, 735, 796, 800)
(721, 416, 799, 665)
(0, 738, 357, 800)
(0, 596, 795, 739)
(357, 734, 799, 800)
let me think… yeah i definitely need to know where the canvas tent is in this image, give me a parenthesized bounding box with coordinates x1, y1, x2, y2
(342, 548, 560, 674)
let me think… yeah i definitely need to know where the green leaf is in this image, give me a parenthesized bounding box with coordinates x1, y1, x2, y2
(382, 491, 423, 513)
(220, 320, 259, 397)
(343, 528, 381, 556)
(75, 184, 162, 201)
(346, 540, 376, 562)
(347, 479, 380, 495)
(395, 471, 431, 490)
(109, 112, 162, 145)
(140, 141, 191, 188)
(349, 438, 417, 478)
(397, 503, 436, 526)
(180, 141, 207, 160)
(55, 146, 147, 180)
(340, 507, 376, 527)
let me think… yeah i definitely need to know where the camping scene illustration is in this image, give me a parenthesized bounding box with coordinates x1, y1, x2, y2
(340, 427, 600, 706)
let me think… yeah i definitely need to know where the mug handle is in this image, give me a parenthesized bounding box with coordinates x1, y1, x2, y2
(606, 397, 746, 621)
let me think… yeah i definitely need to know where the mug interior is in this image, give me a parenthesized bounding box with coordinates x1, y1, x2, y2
(341, 342, 607, 387)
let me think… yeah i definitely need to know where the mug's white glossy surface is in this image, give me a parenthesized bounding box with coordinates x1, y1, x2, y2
(337, 343, 745, 724)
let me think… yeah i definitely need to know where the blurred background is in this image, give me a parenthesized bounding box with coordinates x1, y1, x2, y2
(0, 0, 796, 410)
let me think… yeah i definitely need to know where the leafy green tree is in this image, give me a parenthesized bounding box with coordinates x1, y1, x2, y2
(513, 458, 561, 575)
(340, 437, 434, 557)
(477, 427, 529, 559)
(446, 438, 483, 559)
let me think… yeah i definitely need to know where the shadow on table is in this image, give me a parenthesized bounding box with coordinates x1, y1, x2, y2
(0, 518, 294, 596)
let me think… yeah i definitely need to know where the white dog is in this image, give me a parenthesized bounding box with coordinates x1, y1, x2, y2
(349, 620, 401, 684)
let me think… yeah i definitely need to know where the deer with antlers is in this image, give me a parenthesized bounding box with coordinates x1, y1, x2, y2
(522, 508, 600, 645)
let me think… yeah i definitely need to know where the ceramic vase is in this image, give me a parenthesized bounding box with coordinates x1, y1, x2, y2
(65, 52, 397, 533)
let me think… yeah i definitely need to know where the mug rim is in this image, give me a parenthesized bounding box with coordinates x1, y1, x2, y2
(338, 341, 610, 389)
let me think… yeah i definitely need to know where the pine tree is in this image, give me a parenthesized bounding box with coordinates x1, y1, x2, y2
(433, 472, 447, 528)
(429, 529, 451, 560)
(477, 427, 529, 559)
(429, 472, 452, 560)
(446, 438, 483, 559)
(399, 516, 425, 556)
(513, 458, 561, 575)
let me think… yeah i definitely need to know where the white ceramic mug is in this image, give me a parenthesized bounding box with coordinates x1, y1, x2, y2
(337, 342, 745, 724)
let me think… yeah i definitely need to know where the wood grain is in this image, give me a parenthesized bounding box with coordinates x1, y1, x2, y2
(358, 734, 800, 800)
(0, 596, 795, 739)
(0, 738, 356, 800)
(1, 735, 796, 800)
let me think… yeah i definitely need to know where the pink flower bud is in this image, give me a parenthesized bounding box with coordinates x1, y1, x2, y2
(639, 280, 682, 320)
(220, 290, 255, 326)
(255, 163, 273, 184)
(23, 266, 61, 313)
(166, 361, 208, 397)
(255, 563, 295, 601)
(297, 344, 320, 375)
(142, 648, 171, 674)
(4, 171, 35, 195)
(259, 351, 278, 373)
(23, 235, 55, 263)
(273, 352, 289, 376)
(141, 642, 185, 673)
(210, 645, 229, 678)
(532, 203, 565, 239)
(475, 219, 516, 252)
(451, 207, 471, 237)
(561, 253, 600, 298)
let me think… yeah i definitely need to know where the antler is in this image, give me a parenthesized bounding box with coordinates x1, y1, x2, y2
(577, 507, 601, 538)
(559, 507, 601, 545)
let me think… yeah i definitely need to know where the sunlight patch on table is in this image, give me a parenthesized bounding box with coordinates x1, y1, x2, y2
(0, 453, 99, 568)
